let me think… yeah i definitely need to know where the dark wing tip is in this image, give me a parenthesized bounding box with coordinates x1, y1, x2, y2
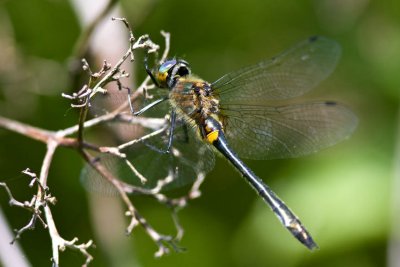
(307, 36, 341, 56)
(324, 101, 338, 106)
(309, 35, 319, 42)
(289, 220, 320, 251)
(303, 236, 319, 251)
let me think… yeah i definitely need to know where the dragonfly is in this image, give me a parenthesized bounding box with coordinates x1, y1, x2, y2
(84, 36, 357, 250)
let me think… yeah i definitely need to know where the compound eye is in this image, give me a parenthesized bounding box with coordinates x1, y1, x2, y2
(158, 59, 177, 74)
(156, 59, 177, 87)
(177, 66, 190, 77)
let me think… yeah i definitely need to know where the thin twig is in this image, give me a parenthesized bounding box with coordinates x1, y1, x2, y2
(0, 25, 203, 262)
(37, 141, 94, 267)
(81, 150, 176, 257)
(0, 180, 47, 243)
(0, 116, 53, 144)
(159, 31, 171, 65)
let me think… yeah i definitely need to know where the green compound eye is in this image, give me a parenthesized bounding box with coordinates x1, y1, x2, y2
(158, 59, 177, 74)
(155, 59, 191, 88)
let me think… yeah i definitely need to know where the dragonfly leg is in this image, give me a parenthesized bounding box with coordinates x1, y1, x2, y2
(142, 109, 176, 154)
(144, 53, 160, 87)
(125, 86, 135, 114)
(132, 96, 168, 116)
(123, 54, 167, 115)
(165, 109, 176, 153)
(111, 79, 136, 114)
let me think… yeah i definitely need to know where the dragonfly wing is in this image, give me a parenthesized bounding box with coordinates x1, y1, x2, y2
(212, 36, 341, 103)
(81, 123, 215, 195)
(220, 101, 357, 160)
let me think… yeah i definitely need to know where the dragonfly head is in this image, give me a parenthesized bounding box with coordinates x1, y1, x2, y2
(154, 59, 191, 88)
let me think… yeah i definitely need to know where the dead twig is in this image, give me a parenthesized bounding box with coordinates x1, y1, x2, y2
(0, 17, 206, 263)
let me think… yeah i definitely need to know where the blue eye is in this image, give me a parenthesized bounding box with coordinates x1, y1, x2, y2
(159, 59, 177, 74)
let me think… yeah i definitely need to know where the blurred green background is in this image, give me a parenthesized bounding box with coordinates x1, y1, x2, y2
(0, 0, 399, 266)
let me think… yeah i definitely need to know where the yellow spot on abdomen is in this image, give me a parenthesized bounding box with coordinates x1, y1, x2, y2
(206, 130, 219, 144)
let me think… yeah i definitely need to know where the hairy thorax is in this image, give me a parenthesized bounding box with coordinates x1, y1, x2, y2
(169, 76, 220, 126)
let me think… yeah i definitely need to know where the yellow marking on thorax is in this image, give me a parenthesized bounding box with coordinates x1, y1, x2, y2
(157, 72, 168, 86)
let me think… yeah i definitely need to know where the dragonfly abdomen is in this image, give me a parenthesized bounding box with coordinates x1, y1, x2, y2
(203, 116, 318, 250)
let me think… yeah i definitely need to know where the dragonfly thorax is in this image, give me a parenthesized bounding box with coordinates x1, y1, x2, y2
(169, 77, 220, 132)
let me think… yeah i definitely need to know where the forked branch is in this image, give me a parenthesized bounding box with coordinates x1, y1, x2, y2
(0, 17, 207, 265)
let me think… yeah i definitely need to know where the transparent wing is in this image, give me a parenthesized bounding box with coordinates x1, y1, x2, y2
(81, 122, 215, 195)
(212, 36, 341, 103)
(220, 101, 358, 160)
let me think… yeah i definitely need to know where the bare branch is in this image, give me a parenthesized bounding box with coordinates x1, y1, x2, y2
(45, 205, 94, 267)
(0, 19, 204, 263)
(0, 145, 95, 266)
(39, 142, 94, 267)
(0, 116, 53, 144)
(0, 169, 50, 243)
(159, 30, 171, 64)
